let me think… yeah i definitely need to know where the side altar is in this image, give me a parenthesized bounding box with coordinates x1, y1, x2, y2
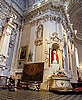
(49, 70, 73, 91)
(23, 0, 77, 91)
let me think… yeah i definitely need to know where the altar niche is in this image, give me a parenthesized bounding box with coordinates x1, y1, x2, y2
(51, 43, 59, 64)
(34, 24, 43, 62)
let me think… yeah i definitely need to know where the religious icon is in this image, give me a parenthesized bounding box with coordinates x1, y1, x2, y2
(19, 46, 28, 60)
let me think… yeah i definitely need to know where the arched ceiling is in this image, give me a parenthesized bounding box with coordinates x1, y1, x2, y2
(67, 1, 82, 36)
(66, 0, 82, 41)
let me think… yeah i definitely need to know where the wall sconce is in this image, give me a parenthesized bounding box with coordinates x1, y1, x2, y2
(74, 30, 77, 35)
(38, 2, 41, 7)
(45, 0, 48, 2)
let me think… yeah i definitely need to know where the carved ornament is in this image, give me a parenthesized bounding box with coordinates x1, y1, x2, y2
(35, 38, 43, 46)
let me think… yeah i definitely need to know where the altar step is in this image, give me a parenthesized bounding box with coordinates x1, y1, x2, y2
(50, 89, 82, 94)
(50, 82, 82, 94)
(71, 82, 82, 88)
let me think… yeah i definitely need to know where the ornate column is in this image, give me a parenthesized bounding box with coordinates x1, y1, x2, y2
(67, 38, 72, 78)
(0, 22, 13, 76)
(63, 30, 69, 73)
(1, 25, 12, 56)
(71, 47, 78, 82)
(10, 24, 23, 75)
(10, 27, 20, 75)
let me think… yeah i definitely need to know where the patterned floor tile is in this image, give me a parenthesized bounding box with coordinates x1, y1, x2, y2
(0, 89, 82, 100)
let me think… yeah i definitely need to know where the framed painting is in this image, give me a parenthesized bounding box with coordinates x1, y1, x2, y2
(19, 46, 28, 61)
(21, 62, 44, 82)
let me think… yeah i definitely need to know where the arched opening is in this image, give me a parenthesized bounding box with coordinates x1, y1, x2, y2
(51, 43, 59, 64)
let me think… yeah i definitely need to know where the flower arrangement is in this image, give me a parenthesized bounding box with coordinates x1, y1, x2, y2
(51, 70, 67, 78)
(56, 71, 66, 77)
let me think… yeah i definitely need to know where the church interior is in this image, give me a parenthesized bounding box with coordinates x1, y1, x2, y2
(0, 0, 82, 92)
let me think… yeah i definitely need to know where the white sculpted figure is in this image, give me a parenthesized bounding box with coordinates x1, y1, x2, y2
(52, 50, 57, 64)
(51, 49, 59, 64)
(37, 24, 43, 39)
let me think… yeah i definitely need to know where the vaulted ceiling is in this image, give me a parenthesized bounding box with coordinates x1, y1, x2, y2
(67, 0, 82, 40)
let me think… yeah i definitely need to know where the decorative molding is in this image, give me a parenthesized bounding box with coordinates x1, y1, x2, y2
(0, 54, 6, 68)
(24, 1, 63, 23)
(24, 0, 73, 38)
(30, 14, 61, 26)
(50, 32, 62, 43)
(0, 0, 23, 22)
(35, 39, 43, 46)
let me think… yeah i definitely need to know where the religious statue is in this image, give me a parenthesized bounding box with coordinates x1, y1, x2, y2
(35, 24, 43, 46)
(51, 49, 59, 64)
(36, 24, 43, 39)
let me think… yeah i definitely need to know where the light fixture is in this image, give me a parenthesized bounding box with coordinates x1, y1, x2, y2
(74, 30, 77, 35)
(45, 0, 48, 2)
(65, 6, 68, 11)
(38, 2, 41, 7)
(67, 14, 69, 17)
(71, 24, 73, 26)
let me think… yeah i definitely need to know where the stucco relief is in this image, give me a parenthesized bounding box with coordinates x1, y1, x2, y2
(31, 15, 61, 27)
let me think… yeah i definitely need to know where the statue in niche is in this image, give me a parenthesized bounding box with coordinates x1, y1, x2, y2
(51, 48, 59, 64)
(36, 24, 43, 39)
(35, 24, 43, 46)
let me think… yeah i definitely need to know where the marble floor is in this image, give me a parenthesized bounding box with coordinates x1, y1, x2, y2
(0, 89, 82, 100)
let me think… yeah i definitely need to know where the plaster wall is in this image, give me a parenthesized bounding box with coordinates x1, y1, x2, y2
(21, 24, 31, 46)
(23, 18, 64, 65)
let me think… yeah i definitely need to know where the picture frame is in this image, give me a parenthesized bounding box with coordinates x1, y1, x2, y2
(22, 62, 44, 82)
(19, 46, 28, 61)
